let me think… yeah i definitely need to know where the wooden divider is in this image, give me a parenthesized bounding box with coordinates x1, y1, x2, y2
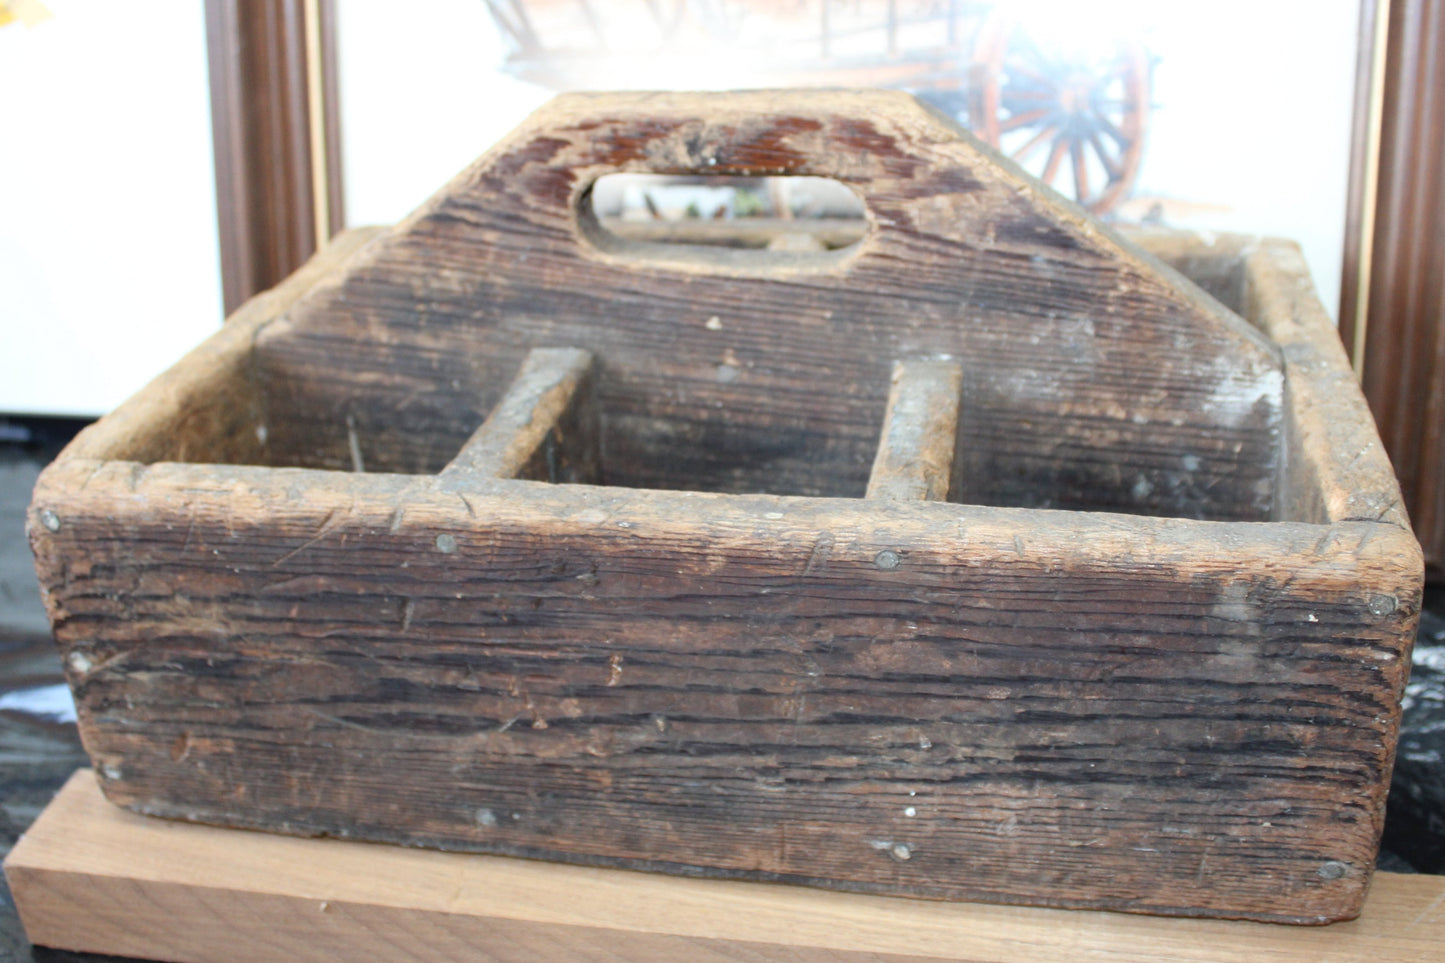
(442, 347, 598, 484)
(866, 359, 964, 502)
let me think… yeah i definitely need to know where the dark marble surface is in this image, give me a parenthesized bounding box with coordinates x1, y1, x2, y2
(1383, 606, 1445, 873)
(0, 635, 124, 963)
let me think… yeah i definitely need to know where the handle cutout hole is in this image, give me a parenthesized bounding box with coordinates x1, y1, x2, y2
(580, 173, 867, 269)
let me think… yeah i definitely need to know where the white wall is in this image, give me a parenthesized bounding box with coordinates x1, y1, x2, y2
(1127, 0, 1361, 318)
(337, 0, 551, 228)
(0, 1, 223, 416)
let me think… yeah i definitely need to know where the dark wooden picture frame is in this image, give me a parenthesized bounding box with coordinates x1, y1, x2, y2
(1340, 0, 1445, 580)
(205, 0, 344, 315)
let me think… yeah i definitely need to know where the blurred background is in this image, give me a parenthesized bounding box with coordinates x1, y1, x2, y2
(0, 0, 1366, 416)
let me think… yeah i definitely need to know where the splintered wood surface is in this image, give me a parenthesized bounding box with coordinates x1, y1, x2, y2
(7, 772, 1445, 963)
(30, 453, 1419, 922)
(866, 360, 964, 502)
(28, 92, 1422, 924)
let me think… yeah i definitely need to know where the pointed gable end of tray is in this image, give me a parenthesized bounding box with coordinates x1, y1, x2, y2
(250, 90, 1284, 520)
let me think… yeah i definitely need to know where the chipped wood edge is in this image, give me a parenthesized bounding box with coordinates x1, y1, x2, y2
(31, 456, 1421, 607)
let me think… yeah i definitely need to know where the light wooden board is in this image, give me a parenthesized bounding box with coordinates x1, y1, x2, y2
(6, 772, 1444, 963)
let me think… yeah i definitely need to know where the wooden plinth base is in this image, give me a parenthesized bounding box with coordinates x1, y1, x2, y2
(6, 771, 1445, 963)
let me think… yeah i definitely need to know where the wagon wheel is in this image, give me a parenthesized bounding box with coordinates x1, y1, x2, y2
(968, 13, 1150, 216)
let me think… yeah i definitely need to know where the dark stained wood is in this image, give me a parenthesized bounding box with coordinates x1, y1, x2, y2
(442, 347, 599, 484)
(253, 90, 1284, 520)
(30, 457, 1419, 924)
(26, 93, 1423, 924)
(205, 0, 343, 315)
(866, 360, 963, 502)
(1339, 0, 1445, 579)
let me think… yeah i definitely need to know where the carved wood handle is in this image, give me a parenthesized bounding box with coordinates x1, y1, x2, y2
(458, 88, 1004, 251)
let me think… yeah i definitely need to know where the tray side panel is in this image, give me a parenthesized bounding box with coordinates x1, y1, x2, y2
(1244, 240, 1411, 529)
(29, 460, 1420, 923)
(1128, 228, 1412, 531)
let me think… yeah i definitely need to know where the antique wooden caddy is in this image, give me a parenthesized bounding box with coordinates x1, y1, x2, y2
(31, 91, 1422, 923)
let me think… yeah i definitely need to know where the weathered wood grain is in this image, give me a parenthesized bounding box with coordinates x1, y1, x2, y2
(30, 452, 1419, 923)
(254, 90, 1283, 519)
(25, 93, 1423, 924)
(10, 772, 1445, 962)
(1127, 229, 1410, 529)
(442, 347, 598, 484)
(866, 360, 962, 502)
(1243, 239, 1409, 528)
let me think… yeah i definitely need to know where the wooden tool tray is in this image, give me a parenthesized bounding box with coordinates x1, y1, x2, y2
(29, 90, 1422, 923)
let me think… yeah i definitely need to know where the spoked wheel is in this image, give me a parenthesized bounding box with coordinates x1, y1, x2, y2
(968, 12, 1150, 215)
